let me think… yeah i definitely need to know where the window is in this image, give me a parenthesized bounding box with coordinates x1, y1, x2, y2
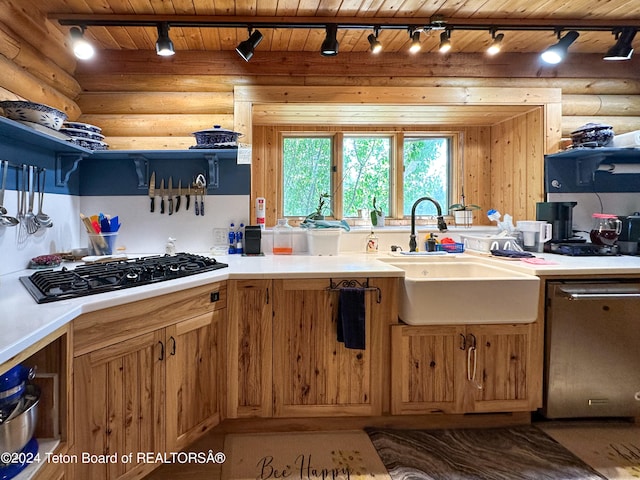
(342, 136, 391, 218)
(282, 131, 453, 220)
(403, 137, 450, 216)
(282, 136, 332, 217)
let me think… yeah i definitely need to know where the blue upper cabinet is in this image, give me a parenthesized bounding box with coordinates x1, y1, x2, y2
(0, 117, 250, 196)
(545, 147, 640, 193)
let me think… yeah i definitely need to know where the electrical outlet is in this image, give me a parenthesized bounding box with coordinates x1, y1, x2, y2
(213, 228, 227, 245)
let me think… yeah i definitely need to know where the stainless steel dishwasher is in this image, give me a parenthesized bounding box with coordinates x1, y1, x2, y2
(543, 280, 640, 419)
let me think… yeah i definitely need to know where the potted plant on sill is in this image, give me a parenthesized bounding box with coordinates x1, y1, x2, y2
(303, 192, 331, 222)
(449, 191, 481, 228)
(370, 196, 385, 227)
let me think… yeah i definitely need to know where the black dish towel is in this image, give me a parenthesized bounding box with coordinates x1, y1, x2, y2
(336, 288, 366, 350)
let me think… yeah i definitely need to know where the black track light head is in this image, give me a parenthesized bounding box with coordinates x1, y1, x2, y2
(321, 25, 339, 56)
(236, 29, 264, 62)
(604, 27, 636, 60)
(540, 30, 579, 64)
(155, 23, 175, 56)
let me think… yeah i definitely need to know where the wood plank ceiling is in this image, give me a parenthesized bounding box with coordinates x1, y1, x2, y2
(40, 1, 640, 57)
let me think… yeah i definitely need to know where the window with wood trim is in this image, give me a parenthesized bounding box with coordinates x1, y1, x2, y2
(282, 131, 454, 221)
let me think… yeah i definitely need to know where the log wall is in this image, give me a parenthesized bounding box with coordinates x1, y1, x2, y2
(0, 7, 639, 225)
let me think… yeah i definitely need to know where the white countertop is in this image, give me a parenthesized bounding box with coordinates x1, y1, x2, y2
(2, 251, 640, 366)
(0, 253, 402, 366)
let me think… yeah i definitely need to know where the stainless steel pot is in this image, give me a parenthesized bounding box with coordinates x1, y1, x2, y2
(0, 384, 40, 454)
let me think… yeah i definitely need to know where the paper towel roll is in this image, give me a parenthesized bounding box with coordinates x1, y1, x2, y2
(597, 163, 640, 174)
(612, 130, 640, 147)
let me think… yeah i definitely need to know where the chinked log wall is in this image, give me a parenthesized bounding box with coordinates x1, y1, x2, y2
(0, 6, 639, 223)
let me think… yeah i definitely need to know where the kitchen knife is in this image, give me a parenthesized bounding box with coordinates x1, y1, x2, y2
(149, 172, 156, 213)
(186, 185, 191, 211)
(160, 179, 165, 214)
(168, 177, 173, 215)
(175, 180, 181, 213)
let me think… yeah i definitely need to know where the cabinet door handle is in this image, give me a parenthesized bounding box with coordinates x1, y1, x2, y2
(169, 336, 176, 356)
(459, 333, 466, 350)
(265, 287, 270, 305)
(158, 341, 165, 361)
(466, 346, 483, 390)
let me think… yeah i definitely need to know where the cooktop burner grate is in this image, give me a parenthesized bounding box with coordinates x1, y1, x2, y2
(20, 253, 228, 303)
(547, 242, 620, 256)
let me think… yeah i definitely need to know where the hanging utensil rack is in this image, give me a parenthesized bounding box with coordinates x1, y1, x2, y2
(326, 278, 382, 303)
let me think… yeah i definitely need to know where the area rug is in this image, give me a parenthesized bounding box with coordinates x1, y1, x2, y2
(222, 430, 391, 479)
(365, 425, 607, 480)
(540, 423, 640, 479)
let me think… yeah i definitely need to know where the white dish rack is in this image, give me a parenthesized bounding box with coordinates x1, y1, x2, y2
(459, 234, 518, 253)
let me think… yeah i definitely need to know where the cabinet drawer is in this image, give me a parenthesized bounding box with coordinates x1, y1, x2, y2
(74, 282, 226, 355)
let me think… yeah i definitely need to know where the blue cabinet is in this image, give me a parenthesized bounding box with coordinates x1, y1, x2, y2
(0, 116, 250, 196)
(545, 147, 640, 194)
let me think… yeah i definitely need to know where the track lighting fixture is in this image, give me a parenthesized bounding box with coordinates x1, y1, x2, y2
(69, 26, 95, 60)
(486, 31, 504, 56)
(409, 30, 421, 53)
(540, 30, 580, 64)
(321, 25, 339, 56)
(439, 30, 452, 53)
(368, 28, 382, 54)
(235, 28, 263, 62)
(604, 27, 636, 60)
(60, 17, 636, 63)
(155, 22, 175, 56)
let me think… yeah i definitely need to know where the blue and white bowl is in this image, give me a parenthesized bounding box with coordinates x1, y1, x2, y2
(61, 121, 102, 133)
(60, 127, 105, 141)
(69, 136, 108, 151)
(192, 125, 243, 148)
(0, 101, 67, 130)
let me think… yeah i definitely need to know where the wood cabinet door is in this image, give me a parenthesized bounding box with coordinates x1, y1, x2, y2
(73, 330, 165, 480)
(272, 278, 382, 417)
(227, 279, 272, 418)
(165, 309, 223, 452)
(390, 324, 466, 415)
(461, 323, 534, 413)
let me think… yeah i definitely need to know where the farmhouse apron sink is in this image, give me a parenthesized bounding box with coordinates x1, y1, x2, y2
(382, 257, 540, 325)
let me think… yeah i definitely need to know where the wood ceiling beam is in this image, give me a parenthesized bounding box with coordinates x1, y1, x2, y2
(73, 50, 640, 80)
(49, 14, 640, 31)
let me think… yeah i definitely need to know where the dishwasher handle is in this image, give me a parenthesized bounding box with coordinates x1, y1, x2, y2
(558, 286, 640, 301)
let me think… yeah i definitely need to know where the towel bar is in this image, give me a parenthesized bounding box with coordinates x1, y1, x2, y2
(327, 278, 382, 303)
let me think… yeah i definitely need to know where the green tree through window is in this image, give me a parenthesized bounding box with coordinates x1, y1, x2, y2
(282, 133, 451, 219)
(342, 136, 390, 217)
(283, 137, 332, 216)
(403, 137, 449, 216)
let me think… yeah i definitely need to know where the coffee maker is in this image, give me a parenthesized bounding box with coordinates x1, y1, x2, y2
(536, 201, 578, 242)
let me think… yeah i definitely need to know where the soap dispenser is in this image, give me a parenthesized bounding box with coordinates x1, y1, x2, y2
(366, 231, 379, 253)
(426, 233, 438, 252)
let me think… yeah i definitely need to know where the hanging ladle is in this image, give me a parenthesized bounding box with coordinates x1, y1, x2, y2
(0, 160, 19, 227)
(35, 168, 52, 228)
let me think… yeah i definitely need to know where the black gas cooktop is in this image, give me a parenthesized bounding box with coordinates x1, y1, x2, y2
(546, 241, 620, 256)
(20, 253, 228, 304)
